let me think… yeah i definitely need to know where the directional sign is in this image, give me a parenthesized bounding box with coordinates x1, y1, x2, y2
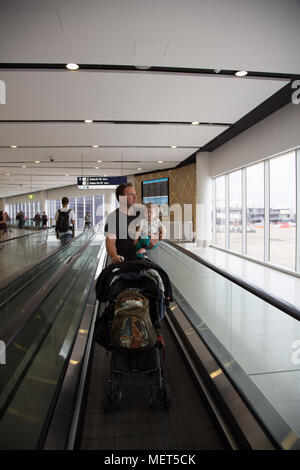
(77, 176, 127, 189)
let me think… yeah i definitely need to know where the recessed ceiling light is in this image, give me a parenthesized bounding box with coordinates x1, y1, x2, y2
(92, 145, 99, 148)
(22, 165, 27, 168)
(66, 63, 79, 70)
(158, 160, 164, 163)
(35, 160, 40, 163)
(95, 166, 99, 169)
(10, 145, 17, 149)
(137, 168, 142, 171)
(235, 70, 248, 77)
(103, 174, 107, 177)
(6, 173, 10, 176)
(171, 146, 177, 149)
(97, 160, 102, 163)
(191, 121, 199, 125)
(135, 65, 151, 70)
(65, 174, 69, 176)
(84, 119, 93, 123)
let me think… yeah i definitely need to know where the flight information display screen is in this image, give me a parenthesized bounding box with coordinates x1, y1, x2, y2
(77, 176, 127, 189)
(142, 177, 169, 205)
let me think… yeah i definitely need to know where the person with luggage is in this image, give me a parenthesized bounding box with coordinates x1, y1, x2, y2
(134, 203, 166, 258)
(55, 197, 76, 246)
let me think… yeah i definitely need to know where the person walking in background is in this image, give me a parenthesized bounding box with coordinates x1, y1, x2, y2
(42, 211, 48, 229)
(16, 210, 25, 229)
(0, 211, 7, 236)
(4, 212, 12, 233)
(33, 212, 42, 230)
(84, 211, 92, 231)
(55, 197, 76, 246)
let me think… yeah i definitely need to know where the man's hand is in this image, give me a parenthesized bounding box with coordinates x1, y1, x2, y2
(111, 255, 124, 263)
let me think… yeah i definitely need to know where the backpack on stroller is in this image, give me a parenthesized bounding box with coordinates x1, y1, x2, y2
(95, 259, 172, 410)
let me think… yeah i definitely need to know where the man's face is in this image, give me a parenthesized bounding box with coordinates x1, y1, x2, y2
(123, 186, 137, 207)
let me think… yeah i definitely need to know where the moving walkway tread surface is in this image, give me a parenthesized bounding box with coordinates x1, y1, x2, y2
(78, 320, 228, 450)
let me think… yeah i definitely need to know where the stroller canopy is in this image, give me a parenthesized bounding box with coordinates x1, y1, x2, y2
(95, 259, 173, 305)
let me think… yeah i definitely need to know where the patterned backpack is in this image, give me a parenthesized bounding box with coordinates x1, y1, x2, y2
(110, 290, 157, 351)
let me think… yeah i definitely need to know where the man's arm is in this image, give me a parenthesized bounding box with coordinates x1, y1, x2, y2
(106, 234, 124, 263)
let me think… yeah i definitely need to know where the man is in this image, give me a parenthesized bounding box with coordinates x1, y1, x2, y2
(105, 183, 140, 263)
(55, 197, 76, 246)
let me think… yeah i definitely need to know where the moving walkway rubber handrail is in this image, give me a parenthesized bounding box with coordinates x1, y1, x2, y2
(165, 240, 300, 322)
(0, 233, 97, 349)
(0, 225, 101, 292)
(0, 225, 54, 244)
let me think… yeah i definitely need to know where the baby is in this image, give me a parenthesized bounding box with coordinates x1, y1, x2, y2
(134, 203, 166, 258)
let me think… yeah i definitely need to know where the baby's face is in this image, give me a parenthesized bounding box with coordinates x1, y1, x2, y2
(148, 207, 158, 220)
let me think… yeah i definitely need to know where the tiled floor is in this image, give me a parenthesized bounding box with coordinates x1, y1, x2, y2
(149, 243, 300, 442)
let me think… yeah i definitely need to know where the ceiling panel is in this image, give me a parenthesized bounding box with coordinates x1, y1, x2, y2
(0, 0, 299, 74)
(0, 71, 289, 122)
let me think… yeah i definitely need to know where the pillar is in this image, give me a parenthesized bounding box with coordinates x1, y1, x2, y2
(196, 152, 211, 247)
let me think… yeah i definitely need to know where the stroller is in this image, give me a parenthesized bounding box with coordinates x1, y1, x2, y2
(95, 258, 173, 410)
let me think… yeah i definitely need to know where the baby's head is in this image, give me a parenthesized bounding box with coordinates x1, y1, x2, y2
(145, 203, 159, 220)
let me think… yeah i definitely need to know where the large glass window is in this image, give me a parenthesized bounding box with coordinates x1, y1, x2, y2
(77, 197, 84, 229)
(269, 152, 296, 270)
(94, 195, 104, 226)
(211, 149, 299, 273)
(215, 176, 225, 248)
(246, 162, 265, 260)
(229, 170, 242, 253)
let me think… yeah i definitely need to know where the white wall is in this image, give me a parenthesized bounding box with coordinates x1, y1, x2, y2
(210, 102, 300, 177)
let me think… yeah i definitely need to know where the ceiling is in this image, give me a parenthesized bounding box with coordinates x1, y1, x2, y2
(0, 0, 299, 198)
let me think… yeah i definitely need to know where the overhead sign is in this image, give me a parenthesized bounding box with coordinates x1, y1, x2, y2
(77, 176, 127, 189)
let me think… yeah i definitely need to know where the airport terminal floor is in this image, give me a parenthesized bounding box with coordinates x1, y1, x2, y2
(0, 226, 300, 451)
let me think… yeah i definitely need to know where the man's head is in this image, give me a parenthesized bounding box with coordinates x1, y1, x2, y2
(62, 197, 69, 207)
(116, 183, 137, 208)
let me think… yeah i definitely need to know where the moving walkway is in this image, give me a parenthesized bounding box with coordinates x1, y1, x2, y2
(0, 239, 299, 450)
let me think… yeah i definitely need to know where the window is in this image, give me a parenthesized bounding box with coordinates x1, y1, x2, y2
(94, 195, 104, 226)
(77, 197, 84, 229)
(269, 152, 296, 270)
(229, 170, 242, 253)
(215, 176, 225, 248)
(211, 148, 299, 273)
(246, 162, 264, 260)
